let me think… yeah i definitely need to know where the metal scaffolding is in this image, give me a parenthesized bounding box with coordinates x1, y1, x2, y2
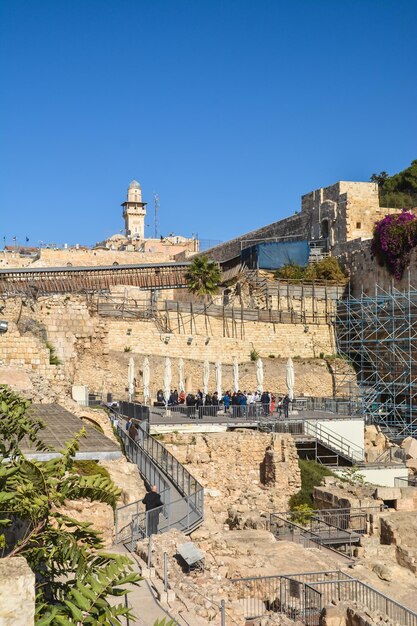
(335, 280, 417, 439)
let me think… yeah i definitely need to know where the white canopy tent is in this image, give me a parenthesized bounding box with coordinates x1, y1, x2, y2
(233, 357, 239, 393)
(163, 357, 172, 404)
(256, 358, 264, 393)
(215, 361, 222, 398)
(128, 357, 135, 402)
(142, 356, 150, 404)
(178, 358, 185, 393)
(286, 357, 295, 401)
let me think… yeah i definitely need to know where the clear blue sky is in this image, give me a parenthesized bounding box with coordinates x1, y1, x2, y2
(0, 0, 416, 248)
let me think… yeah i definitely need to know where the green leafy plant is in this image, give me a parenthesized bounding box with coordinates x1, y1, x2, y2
(371, 210, 417, 279)
(268, 354, 275, 359)
(339, 465, 367, 485)
(289, 460, 337, 508)
(0, 385, 140, 624)
(290, 503, 314, 526)
(46, 341, 61, 365)
(372, 160, 417, 209)
(124, 346, 132, 352)
(185, 255, 221, 300)
(274, 262, 306, 281)
(250, 348, 260, 361)
(274, 257, 347, 283)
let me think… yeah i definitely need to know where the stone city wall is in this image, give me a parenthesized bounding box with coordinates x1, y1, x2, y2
(74, 350, 335, 400)
(338, 238, 417, 297)
(0, 294, 337, 399)
(0, 245, 193, 269)
(106, 314, 334, 361)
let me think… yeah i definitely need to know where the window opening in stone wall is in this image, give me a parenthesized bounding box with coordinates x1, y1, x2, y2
(356, 222, 362, 229)
(321, 219, 329, 239)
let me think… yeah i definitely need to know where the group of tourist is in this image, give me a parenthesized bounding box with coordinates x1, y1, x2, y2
(155, 388, 292, 417)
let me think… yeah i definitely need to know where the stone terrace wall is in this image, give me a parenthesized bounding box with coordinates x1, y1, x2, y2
(0, 294, 337, 399)
(106, 313, 335, 361)
(202, 213, 307, 263)
(0, 246, 192, 269)
(339, 239, 417, 297)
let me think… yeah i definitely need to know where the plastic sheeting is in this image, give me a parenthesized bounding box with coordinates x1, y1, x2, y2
(241, 240, 310, 270)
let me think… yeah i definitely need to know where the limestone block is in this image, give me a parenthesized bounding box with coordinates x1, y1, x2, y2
(320, 605, 347, 626)
(374, 487, 401, 502)
(402, 436, 417, 460)
(0, 557, 35, 626)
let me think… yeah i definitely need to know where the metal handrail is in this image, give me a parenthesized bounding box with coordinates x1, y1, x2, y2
(303, 420, 364, 462)
(115, 408, 204, 543)
(231, 571, 417, 625)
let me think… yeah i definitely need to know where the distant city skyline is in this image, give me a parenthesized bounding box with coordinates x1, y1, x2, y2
(0, 0, 416, 247)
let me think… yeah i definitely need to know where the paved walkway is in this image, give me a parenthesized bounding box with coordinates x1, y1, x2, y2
(111, 544, 175, 625)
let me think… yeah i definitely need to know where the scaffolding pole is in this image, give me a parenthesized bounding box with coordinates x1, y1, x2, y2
(335, 275, 417, 439)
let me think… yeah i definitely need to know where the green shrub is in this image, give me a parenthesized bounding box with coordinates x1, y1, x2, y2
(289, 460, 337, 509)
(268, 354, 276, 359)
(274, 258, 347, 283)
(304, 257, 347, 282)
(124, 346, 132, 352)
(290, 503, 314, 526)
(46, 341, 61, 365)
(250, 348, 260, 361)
(274, 262, 306, 281)
(72, 460, 111, 480)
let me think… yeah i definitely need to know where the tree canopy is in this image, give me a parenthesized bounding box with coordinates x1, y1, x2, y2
(185, 255, 221, 299)
(0, 385, 140, 625)
(371, 159, 417, 208)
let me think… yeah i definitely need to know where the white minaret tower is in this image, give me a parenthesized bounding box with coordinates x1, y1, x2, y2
(122, 180, 147, 239)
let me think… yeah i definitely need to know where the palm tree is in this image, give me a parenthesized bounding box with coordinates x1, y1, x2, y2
(185, 255, 221, 301)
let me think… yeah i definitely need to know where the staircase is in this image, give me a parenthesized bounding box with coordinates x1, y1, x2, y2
(258, 417, 364, 466)
(114, 409, 204, 546)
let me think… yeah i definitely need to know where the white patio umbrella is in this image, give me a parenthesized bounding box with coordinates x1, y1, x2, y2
(286, 357, 295, 401)
(163, 357, 172, 404)
(142, 356, 150, 404)
(203, 360, 210, 398)
(256, 358, 264, 393)
(233, 357, 239, 393)
(215, 361, 222, 398)
(178, 358, 185, 393)
(128, 357, 135, 402)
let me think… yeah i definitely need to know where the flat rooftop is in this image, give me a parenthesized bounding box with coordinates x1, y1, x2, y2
(21, 404, 122, 461)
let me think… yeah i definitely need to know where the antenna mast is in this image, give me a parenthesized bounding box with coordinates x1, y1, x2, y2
(154, 193, 159, 239)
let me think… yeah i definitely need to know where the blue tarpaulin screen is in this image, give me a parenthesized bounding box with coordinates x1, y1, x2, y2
(241, 240, 310, 270)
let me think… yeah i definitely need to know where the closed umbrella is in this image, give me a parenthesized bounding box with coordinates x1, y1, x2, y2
(178, 358, 185, 393)
(256, 358, 264, 393)
(215, 361, 222, 398)
(128, 357, 135, 402)
(203, 360, 210, 398)
(142, 356, 150, 404)
(286, 357, 295, 401)
(233, 357, 239, 393)
(163, 357, 172, 404)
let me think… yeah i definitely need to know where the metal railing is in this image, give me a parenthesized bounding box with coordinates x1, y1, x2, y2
(119, 401, 150, 422)
(394, 476, 417, 488)
(258, 416, 364, 464)
(272, 506, 385, 535)
(270, 514, 358, 558)
(231, 570, 417, 626)
(374, 446, 407, 465)
(115, 412, 204, 544)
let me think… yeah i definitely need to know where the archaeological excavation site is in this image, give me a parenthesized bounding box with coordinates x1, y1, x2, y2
(2, 174, 417, 626)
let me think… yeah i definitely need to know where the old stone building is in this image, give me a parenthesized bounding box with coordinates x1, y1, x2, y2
(0, 179, 198, 268)
(204, 180, 399, 263)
